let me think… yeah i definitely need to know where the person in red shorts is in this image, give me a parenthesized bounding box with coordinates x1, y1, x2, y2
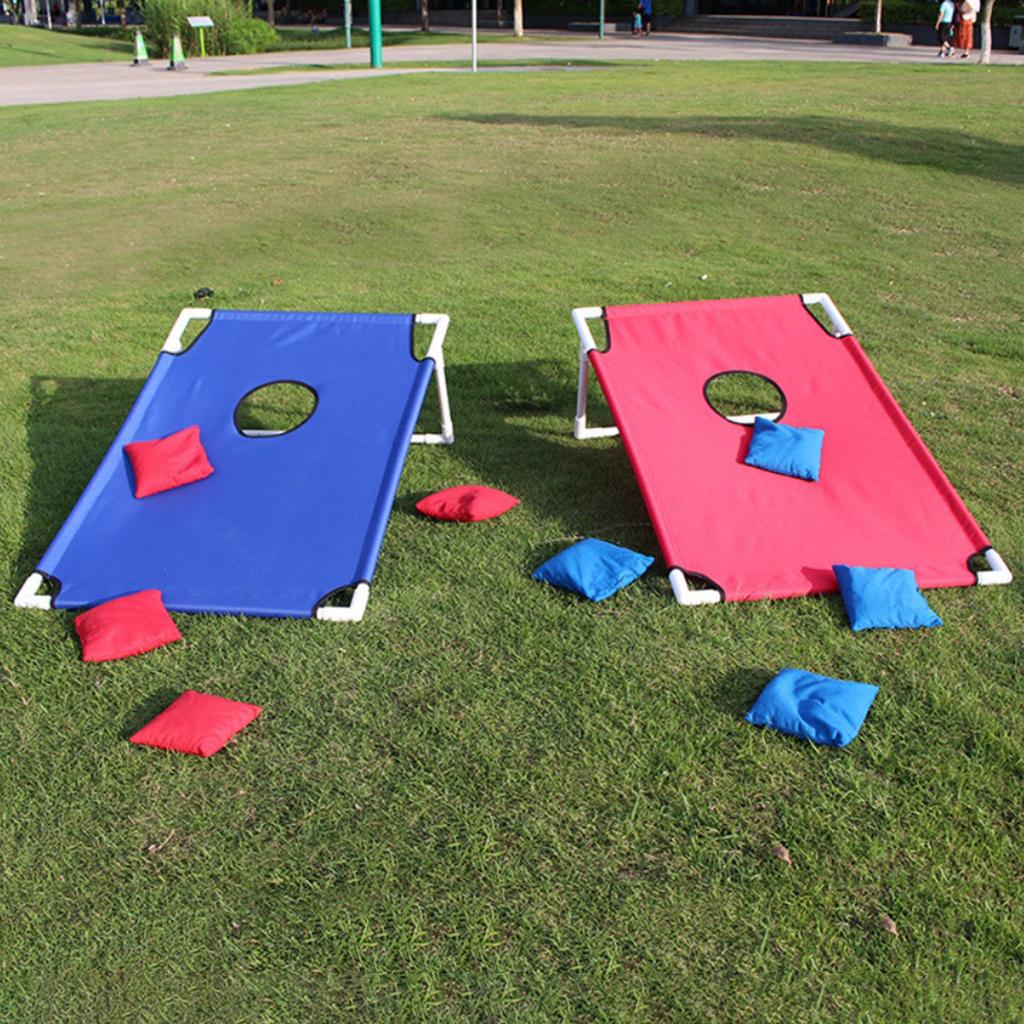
(956, 0, 979, 57)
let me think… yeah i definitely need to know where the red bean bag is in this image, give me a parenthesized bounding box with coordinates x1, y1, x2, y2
(74, 589, 181, 662)
(130, 690, 262, 757)
(124, 425, 214, 499)
(415, 485, 519, 522)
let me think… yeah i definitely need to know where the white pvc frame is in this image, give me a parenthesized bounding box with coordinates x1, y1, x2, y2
(14, 309, 456, 624)
(570, 296, 1012, 605)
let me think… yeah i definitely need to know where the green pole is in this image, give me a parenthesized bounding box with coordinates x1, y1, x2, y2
(598, 0, 604, 37)
(368, 0, 383, 67)
(199, 26, 206, 57)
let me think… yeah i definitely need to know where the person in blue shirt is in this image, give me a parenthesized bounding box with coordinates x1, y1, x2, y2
(632, 0, 643, 34)
(640, 0, 653, 35)
(935, 0, 955, 57)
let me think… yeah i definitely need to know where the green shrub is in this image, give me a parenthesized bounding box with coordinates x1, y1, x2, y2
(219, 15, 278, 51)
(142, 0, 268, 56)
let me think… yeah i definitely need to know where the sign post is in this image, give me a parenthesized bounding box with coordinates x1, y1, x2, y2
(343, 0, 352, 47)
(471, 0, 477, 71)
(187, 15, 214, 57)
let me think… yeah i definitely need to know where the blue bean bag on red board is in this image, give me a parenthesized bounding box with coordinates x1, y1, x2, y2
(743, 416, 825, 482)
(744, 668, 879, 748)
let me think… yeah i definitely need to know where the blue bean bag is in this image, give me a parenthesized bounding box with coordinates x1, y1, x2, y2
(832, 564, 942, 631)
(744, 667, 879, 748)
(532, 538, 654, 602)
(744, 416, 824, 482)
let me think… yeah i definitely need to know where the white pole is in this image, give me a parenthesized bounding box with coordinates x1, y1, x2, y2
(471, 0, 477, 71)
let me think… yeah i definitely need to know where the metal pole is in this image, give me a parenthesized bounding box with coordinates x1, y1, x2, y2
(344, 0, 351, 47)
(368, 0, 382, 67)
(598, 0, 604, 38)
(471, 0, 477, 71)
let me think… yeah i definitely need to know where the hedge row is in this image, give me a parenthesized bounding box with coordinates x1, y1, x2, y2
(860, 0, 1024, 27)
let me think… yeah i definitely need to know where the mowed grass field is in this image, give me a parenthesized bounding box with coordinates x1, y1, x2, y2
(0, 23, 133, 65)
(0, 23, 507, 67)
(0, 64, 1022, 1023)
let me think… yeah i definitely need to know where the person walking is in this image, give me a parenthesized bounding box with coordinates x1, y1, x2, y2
(640, 0, 653, 36)
(956, 0, 979, 57)
(935, 0, 955, 56)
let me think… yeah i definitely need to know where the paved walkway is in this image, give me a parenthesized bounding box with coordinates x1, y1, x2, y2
(2, 30, 1020, 107)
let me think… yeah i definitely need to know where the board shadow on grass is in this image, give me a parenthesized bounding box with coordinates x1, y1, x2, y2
(405, 358, 661, 552)
(120, 689, 182, 739)
(443, 113, 1024, 187)
(14, 377, 145, 595)
(714, 666, 777, 718)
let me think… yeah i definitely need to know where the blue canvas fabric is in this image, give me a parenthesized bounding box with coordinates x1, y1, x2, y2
(833, 564, 942, 631)
(38, 310, 433, 618)
(745, 668, 879, 748)
(532, 538, 654, 602)
(743, 415, 824, 482)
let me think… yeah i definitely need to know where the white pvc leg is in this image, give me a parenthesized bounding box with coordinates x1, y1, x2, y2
(801, 292, 852, 338)
(975, 547, 1013, 586)
(13, 572, 52, 610)
(571, 306, 619, 440)
(316, 582, 371, 622)
(668, 568, 721, 606)
(162, 307, 212, 353)
(412, 313, 454, 445)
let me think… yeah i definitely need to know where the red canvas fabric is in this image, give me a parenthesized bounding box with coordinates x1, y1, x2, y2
(74, 589, 182, 662)
(130, 689, 262, 757)
(124, 425, 214, 499)
(592, 295, 989, 602)
(416, 485, 519, 522)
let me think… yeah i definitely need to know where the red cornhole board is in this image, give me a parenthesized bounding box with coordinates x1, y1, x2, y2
(571, 294, 1012, 606)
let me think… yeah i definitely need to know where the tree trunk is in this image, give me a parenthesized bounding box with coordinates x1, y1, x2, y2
(266, 0, 275, 26)
(419, 0, 429, 31)
(118, 0, 125, 25)
(873, 0, 882, 33)
(978, 0, 995, 63)
(513, 0, 522, 35)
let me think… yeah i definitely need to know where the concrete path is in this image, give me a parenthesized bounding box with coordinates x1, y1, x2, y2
(2, 30, 1021, 107)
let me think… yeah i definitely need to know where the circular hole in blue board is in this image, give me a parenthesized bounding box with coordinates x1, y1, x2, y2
(234, 380, 318, 437)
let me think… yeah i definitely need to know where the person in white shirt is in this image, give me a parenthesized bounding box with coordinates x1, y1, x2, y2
(957, 0, 980, 58)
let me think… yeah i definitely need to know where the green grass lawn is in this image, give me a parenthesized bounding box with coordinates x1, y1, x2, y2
(0, 23, 133, 65)
(0, 63, 1022, 1023)
(0, 23, 522, 67)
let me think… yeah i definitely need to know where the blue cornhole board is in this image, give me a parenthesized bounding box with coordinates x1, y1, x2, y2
(18, 308, 453, 621)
